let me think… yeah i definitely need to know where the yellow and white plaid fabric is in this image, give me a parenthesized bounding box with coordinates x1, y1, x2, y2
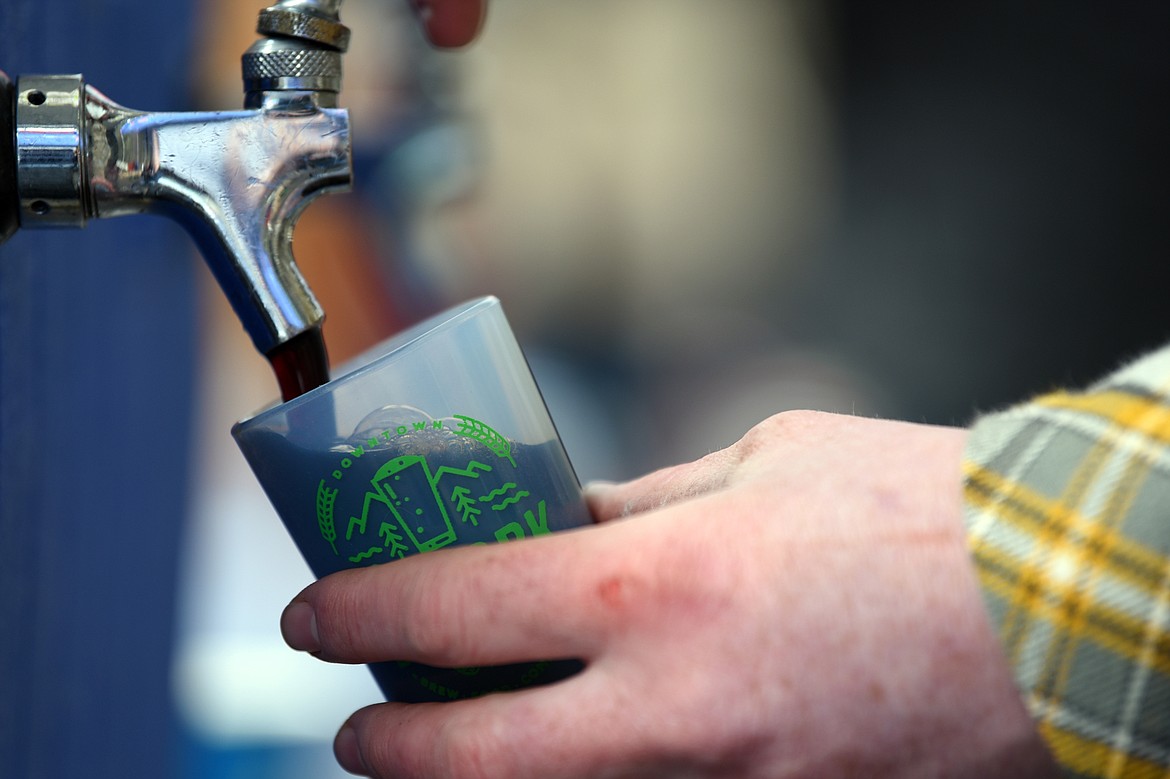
(964, 346, 1170, 778)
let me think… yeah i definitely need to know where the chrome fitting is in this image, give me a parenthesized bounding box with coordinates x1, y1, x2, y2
(8, 72, 351, 356)
(15, 74, 90, 229)
(258, 5, 351, 51)
(243, 0, 351, 109)
(0, 1, 355, 357)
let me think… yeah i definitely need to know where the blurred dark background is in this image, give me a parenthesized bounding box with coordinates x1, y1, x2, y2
(798, 2, 1170, 425)
(1, 2, 1167, 778)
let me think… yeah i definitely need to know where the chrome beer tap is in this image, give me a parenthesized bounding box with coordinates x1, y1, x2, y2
(0, 0, 353, 359)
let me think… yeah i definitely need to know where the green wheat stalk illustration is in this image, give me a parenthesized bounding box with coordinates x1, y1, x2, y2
(316, 479, 339, 556)
(453, 415, 516, 467)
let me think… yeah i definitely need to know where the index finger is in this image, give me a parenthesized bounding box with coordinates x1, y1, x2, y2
(283, 523, 615, 667)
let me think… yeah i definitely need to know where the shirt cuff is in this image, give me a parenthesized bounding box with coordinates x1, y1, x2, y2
(962, 345, 1170, 776)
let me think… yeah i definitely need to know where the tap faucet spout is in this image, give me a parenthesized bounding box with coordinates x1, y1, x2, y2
(11, 75, 351, 356)
(0, 2, 355, 359)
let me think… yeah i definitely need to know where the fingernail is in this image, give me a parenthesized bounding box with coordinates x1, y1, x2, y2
(281, 601, 320, 653)
(335, 725, 368, 776)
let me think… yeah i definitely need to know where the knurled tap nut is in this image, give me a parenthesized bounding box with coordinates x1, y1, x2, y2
(257, 8, 351, 52)
(242, 48, 343, 80)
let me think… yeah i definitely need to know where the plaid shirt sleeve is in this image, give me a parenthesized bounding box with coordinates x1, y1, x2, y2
(963, 346, 1170, 778)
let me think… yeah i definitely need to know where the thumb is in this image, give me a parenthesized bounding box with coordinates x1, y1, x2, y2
(584, 448, 740, 523)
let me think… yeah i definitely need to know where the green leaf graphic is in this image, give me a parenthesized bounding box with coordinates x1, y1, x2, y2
(453, 415, 516, 467)
(451, 485, 482, 527)
(378, 522, 409, 558)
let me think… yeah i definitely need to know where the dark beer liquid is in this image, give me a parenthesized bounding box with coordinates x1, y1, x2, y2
(267, 326, 331, 402)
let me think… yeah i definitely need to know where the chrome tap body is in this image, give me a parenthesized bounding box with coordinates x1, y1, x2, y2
(2, 1, 353, 356)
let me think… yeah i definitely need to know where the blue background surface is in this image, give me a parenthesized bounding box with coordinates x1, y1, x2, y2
(0, 2, 198, 777)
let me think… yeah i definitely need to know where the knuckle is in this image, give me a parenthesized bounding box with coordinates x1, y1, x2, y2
(400, 615, 456, 662)
(596, 532, 740, 627)
(313, 582, 370, 658)
(435, 706, 526, 776)
(397, 574, 469, 663)
(732, 409, 823, 459)
(439, 727, 506, 779)
(360, 723, 409, 778)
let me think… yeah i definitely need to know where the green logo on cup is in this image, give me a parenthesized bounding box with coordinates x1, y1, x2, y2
(315, 413, 551, 565)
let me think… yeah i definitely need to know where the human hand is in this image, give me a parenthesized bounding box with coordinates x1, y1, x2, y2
(407, 0, 486, 48)
(282, 411, 1058, 777)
